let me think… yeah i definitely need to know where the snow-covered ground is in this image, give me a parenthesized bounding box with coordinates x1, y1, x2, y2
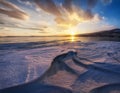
(0, 41, 120, 93)
(0, 46, 64, 89)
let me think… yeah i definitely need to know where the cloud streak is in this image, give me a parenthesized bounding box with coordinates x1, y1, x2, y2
(0, 0, 29, 20)
(62, 0, 73, 13)
(35, 0, 61, 16)
(34, 0, 102, 29)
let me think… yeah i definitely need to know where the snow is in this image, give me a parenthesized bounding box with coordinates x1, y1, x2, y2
(0, 46, 63, 89)
(0, 41, 120, 93)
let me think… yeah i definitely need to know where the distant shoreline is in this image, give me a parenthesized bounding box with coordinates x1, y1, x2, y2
(0, 28, 120, 37)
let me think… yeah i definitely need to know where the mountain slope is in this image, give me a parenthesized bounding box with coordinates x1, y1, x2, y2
(78, 29, 120, 37)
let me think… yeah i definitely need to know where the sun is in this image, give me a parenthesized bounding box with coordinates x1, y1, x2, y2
(67, 27, 77, 42)
(68, 26, 77, 36)
(71, 35, 75, 42)
(70, 31, 75, 36)
(70, 31, 76, 42)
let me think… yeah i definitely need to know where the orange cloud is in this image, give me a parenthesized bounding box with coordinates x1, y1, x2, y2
(34, 0, 102, 29)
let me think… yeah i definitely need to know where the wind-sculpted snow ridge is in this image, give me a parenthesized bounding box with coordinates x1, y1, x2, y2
(37, 50, 120, 93)
(0, 83, 72, 93)
(37, 43, 120, 93)
(0, 41, 120, 93)
(90, 83, 120, 93)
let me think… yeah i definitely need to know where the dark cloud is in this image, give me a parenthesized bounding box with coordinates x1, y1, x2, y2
(87, 0, 98, 9)
(0, 12, 47, 32)
(34, 0, 61, 16)
(0, 25, 46, 31)
(0, 18, 46, 31)
(62, 0, 73, 13)
(86, 0, 98, 20)
(0, 21, 4, 24)
(0, 0, 29, 20)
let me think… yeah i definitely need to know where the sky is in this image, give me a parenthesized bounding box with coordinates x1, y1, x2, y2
(0, 0, 120, 36)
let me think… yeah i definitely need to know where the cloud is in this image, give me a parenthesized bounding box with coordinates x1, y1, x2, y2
(7, 26, 45, 31)
(0, 21, 46, 31)
(62, 0, 73, 13)
(75, 20, 116, 34)
(0, 21, 4, 24)
(87, 0, 98, 9)
(101, 0, 112, 5)
(34, 0, 61, 16)
(34, 0, 102, 29)
(0, 0, 29, 20)
(17, 0, 33, 6)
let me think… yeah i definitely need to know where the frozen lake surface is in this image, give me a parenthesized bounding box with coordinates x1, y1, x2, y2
(0, 37, 120, 93)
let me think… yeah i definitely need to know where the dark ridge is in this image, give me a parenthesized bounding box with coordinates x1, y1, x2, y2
(77, 28, 120, 37)
(36, 51, 78, 82)
(37, 51, 120, 84)
(0, 83, 72, 93)
(73, 56, 120, 75)
(90, 83, 120, 93)
(72, 56, 89, 68)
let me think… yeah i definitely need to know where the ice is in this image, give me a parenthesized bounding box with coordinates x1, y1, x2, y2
(0, 41, 120, 93)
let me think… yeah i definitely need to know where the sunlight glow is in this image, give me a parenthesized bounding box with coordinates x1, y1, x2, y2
(68, 26, 77, 36)
(71, 35, 75, 42)
(70, 31, 75, 36)
(70, 30, 76, 42)
(69, 12, 84, 22)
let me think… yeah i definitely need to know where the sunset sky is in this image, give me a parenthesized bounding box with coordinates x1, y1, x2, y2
(0, 0, 120, 36)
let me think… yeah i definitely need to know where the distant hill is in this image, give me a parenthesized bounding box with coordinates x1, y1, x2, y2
(78, 29, 120, 37)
